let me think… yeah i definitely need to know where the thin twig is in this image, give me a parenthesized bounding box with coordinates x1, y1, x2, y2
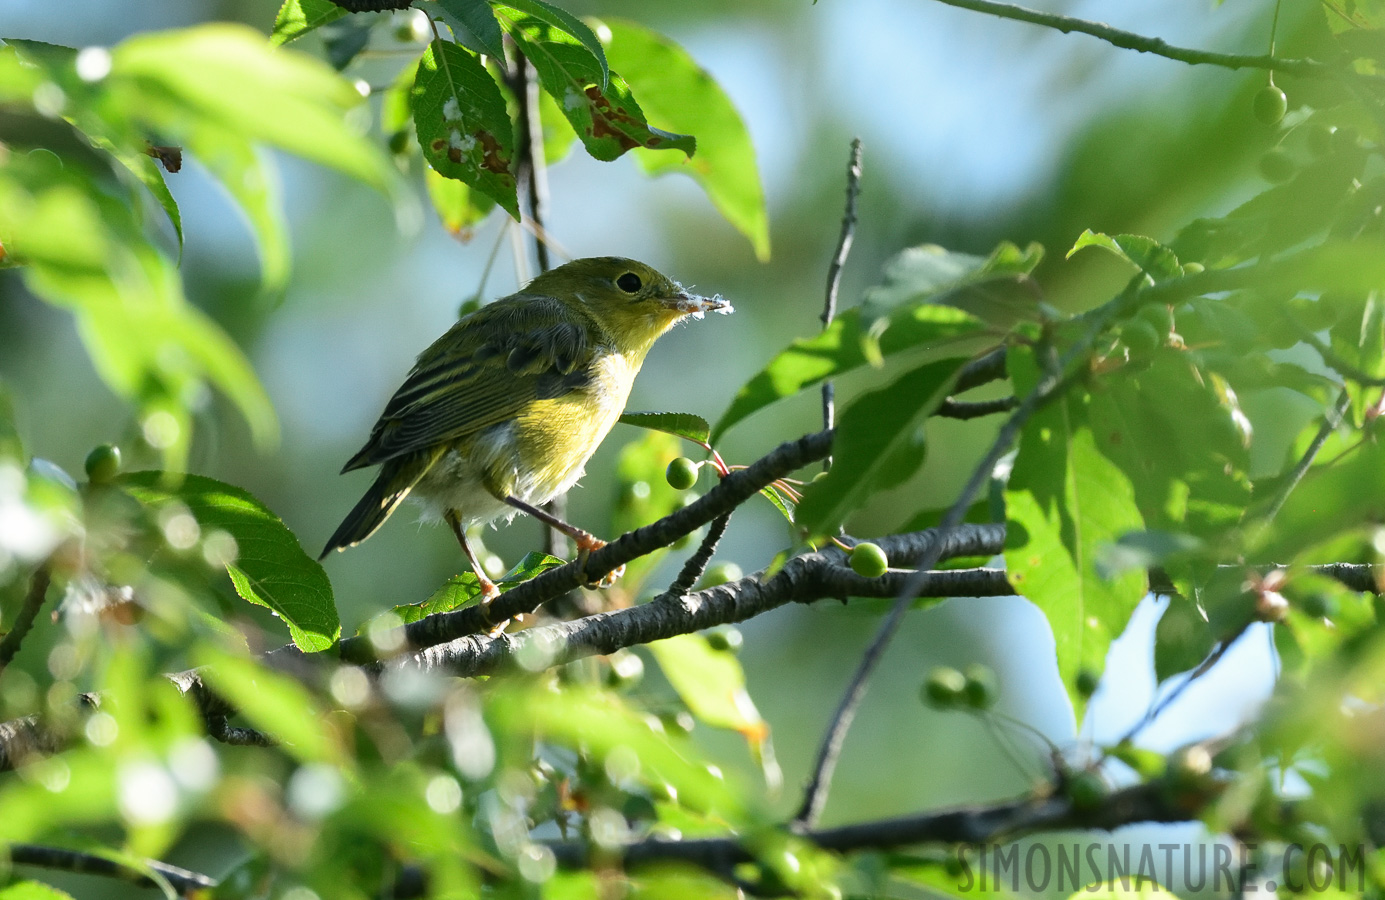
(821, 138, 864, 471)
(665, 513, 732, 598)
(0, 562, 51, 671)
(937, 396, 1018, 419)
(1117, 626, 1248, 745)
(928, 0, 1332, 78)
(1261, 389, 1350, 524)
(8, 842, 216, 895)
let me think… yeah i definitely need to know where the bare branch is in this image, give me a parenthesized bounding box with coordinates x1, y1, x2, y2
(821, 138, 864, 470)
(406, 525, 1011, 678)
(547, 778, 1208, 871)
(928, 0, 1332, 78)
(937, 396, 1018, 419)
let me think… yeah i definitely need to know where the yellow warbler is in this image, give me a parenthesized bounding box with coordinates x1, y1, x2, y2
(320, 257, 731, 601)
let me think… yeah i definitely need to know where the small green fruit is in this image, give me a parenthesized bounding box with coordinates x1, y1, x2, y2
(849, 542, 889, 577)
(963, 664, 998, 709)
(1067, 771, 1108, 811)
(1252, 84, 1288, 125)
(1120, 319, 1161, 356)
(923, 667, 967, 709)
(1181, 261, 1204, 274)
(84, 444, 121, 484)
(1075, 668, 1101, 698)
(665, 457, 699, 490)
(706, 625, 744, 653)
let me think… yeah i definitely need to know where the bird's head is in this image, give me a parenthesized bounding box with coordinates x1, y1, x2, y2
(529, 257, 732, 356)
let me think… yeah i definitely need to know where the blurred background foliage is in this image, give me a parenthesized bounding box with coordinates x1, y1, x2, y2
(0, 0, 1364, 894)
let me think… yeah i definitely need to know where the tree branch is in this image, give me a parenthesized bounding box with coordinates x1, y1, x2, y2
(405, 525, 1011, 678)
(821, 138, 864, 470)
(546, 777, 1212, 872)
(8, 841, 216, 895)
(927, 0, 1332, 78)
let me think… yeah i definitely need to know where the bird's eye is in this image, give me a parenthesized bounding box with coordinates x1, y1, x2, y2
(616, 272, 643, 293)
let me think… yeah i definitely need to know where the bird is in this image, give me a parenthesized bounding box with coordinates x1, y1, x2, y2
(320, 256, 732, 605)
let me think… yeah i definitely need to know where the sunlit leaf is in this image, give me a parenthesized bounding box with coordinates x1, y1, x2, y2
(713, 303, 982, 441)
(495, 7, 694, 162)
(1004, 348, 1146, 717)
(382, 552, 563, 625)
(860, 241, 1045, 332)
(120, 472, 340, 652)
(605, 19, 769, 260)
(490, 0, 609, 86)
(618, 411, 711, 445)
(437, 0, 506, 59)
(271, 0, 347, 46)
(110, 24, 396, 194)
(613, 430, 687, 590)
(411, 38, 520, 217)
(425, 163, 497, 236)
(1068, 229, 1184, 282)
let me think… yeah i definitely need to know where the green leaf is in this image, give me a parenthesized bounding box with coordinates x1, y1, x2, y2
(110, 24, 396, 194)
(0, 156, 278, 460)
(425, 162, 497, 236)
(195, 644, 339, 762)
(1154, 593, 1214, 683)
(120, 472, 340, 652)
(537, 82, 579, 164)
(713, 303, 983, 441)
(1068, 230, 1184, 282)
(795, 358, 965, 536)
(759, 483, 796, 525)
(1088, 349, 1251, 539)
(437, 0, 506, 59)
(604, 19, 770, 261)
(495, 8, 694, 163)
(271, 0, 347, 46)
(183, 122, 290, 298)
(618, 411, 712, 445)
(649, 633, 781, 788)
(1070, 882, 1181, 900)
(1004, 349, 1147, 717)
(0, 883, 77, 900)
(860, 241, 1045, 332)
(491, 0, 609, 86)
(383, 552, 563, 625)
(411, 38, 520, 218)
(1259, 440, 1385, 560)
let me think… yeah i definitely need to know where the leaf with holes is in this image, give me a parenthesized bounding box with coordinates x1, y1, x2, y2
(120, 472, 339, 652)
(411, 38, 519, 217)
(495, 7, 693, 162)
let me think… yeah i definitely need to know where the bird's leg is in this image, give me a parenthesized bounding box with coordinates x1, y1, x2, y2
(503, 496, 625, 589)
(445, 510, 502, 609)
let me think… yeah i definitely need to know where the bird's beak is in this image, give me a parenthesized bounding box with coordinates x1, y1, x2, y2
(659, 287, 734, 319)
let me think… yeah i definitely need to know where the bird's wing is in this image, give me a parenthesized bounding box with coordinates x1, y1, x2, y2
(342, 295, 602, 471)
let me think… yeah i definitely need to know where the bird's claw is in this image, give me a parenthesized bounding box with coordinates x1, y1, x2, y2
(574, 536, 624, 590)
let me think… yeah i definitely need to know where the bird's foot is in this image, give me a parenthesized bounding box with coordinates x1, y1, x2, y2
(574, 534, 624, 589)
(475, 578, 510, 635)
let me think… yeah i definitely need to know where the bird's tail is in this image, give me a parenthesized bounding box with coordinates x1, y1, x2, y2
(319, 453, 436, 559)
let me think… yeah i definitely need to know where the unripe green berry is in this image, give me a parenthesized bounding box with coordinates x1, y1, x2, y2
(665, 456, 699, 490)
(1067, 771, 1108, 810)
(923, 666, 967, 709)
(84, 444, 121, 484)
(1120, 319, 1161, 356)
(1181, 261, 1204, 274)
(1076, 668, 1101, 698)
(705, 625, 744, 653)
(1252, 84, 1287, 125)
(963, 664, 999, 709)
(849, 542, 889, 577)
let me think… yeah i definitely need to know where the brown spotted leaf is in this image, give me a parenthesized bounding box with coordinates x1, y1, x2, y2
(493, 7, 695, 162)
(410, 38, 519, 218)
